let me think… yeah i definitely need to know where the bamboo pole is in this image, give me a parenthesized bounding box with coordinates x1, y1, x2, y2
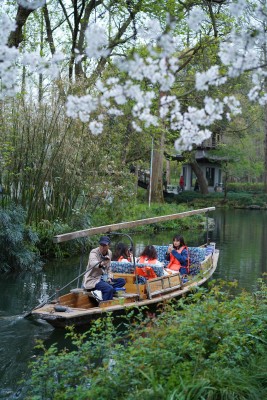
(53, 207, 215, 243)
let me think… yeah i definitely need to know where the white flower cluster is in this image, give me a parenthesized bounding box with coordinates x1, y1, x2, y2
(85, 24, 109, 58)
(228, 0, 247, 17)
(219, 33, 259, 78)
(187, 8, 206, 32)
(17, 0, 46, 10)
(196, 66, 228, 91)
(66, 94, 99, 123)
(137, 18, 162, 41)
(173, 96, 241, 150)
(68, 20, 241, 147)
(2, 1, 267, 151)
(0, 15, 19, 99)
(22, 51, 64, 79)
(0, 12, 64, 99)
(66, 78, 158, 134)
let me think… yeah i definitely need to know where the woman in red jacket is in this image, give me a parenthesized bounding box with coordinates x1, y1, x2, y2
(165, 235, 189, 275)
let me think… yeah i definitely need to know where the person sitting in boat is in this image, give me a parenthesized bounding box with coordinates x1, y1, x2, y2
(138, 245, 161, 265)
(135, 245, 161, 279)
(112, 242, 132, 262)
(83, 236, 126, 301)
(165, 235, 189, 275)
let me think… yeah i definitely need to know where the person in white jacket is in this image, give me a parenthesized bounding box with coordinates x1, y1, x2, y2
(83, 236, 126, 301)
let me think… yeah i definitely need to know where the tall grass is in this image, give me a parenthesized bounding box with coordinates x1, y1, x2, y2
(0, 98, 138, 225)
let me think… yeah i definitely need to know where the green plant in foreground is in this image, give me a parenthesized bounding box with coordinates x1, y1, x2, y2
(25, 280, 267, 399)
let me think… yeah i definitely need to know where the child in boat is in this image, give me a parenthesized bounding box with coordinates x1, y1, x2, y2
(136, 245, 162, 279)
(137, 245, 162, 266)
(165, 235, 189, 275)
(113, 242, 132, 262)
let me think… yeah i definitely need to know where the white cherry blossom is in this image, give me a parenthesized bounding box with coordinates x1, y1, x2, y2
(187, 8, 207, 32)
(2, 1, 267, 150)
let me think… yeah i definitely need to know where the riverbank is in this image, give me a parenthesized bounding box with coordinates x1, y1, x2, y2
(173, 190, 267, 210)
(37, 191, 267, 259)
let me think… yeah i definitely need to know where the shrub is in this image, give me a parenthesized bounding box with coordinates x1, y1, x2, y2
(0, 205, 43, 273)
(35, 212, 95, 259)
(227, 182, 264, 193)
(25, 279, 267, 399)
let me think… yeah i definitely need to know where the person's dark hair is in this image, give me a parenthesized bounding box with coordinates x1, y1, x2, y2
(139, 245, 157, 260)
(113, 242, 130, 261)
(172, 235, 185, 249)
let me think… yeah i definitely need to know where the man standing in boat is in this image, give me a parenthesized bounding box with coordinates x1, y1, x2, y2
(83, 236, 126, 301)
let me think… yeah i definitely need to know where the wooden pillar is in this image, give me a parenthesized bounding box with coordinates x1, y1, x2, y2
(166, 159, 171, 184)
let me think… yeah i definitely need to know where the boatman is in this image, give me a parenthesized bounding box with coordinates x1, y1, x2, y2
(83, 236, 126, 301)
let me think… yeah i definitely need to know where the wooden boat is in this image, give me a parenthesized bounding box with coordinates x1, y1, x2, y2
(30, 207, 219, 328)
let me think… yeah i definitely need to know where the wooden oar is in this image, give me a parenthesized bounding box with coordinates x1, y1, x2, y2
(23, 260, 103, 318)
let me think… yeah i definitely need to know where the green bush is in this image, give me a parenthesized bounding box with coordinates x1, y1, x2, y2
(25, 279, 267, 399)
(92, 201, 207, 233)
(227, 182, 264, 193)
(0, 205, 43, 273)
(35, 212, 95, 259)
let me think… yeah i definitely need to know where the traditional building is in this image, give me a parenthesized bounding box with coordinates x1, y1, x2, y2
(169, 133, 225, 192)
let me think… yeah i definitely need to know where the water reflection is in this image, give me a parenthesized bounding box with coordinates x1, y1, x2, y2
(211, 209, 267, 291)
(1, 209, 267, 397)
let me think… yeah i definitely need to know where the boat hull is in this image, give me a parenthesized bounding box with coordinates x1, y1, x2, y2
(31, 251, 219, 328)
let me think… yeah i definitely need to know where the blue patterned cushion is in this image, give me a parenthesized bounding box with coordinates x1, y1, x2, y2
(153, 245, 206, 266)
(111, 261, 164, 277)
(154, 246, 168, 263)
(111, 262, 135, 274)
(188, 247, 206, 264)
(205, 245, 214, 256)
(189, 264, 201, 275)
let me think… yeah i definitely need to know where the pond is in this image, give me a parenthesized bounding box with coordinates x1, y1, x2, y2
(0, 208, 267, 398)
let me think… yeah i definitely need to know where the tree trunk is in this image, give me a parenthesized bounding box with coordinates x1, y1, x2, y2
(263, 39, 267, 193)
(166, 159, 171, 185)
(264, 102, 267, 193)
(8, 6, 35, 48)
(190, 160, 209, 194)
(150, 134, 165, 203)
(38, 12, 44, 103)
(43, 4, 55, 55)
